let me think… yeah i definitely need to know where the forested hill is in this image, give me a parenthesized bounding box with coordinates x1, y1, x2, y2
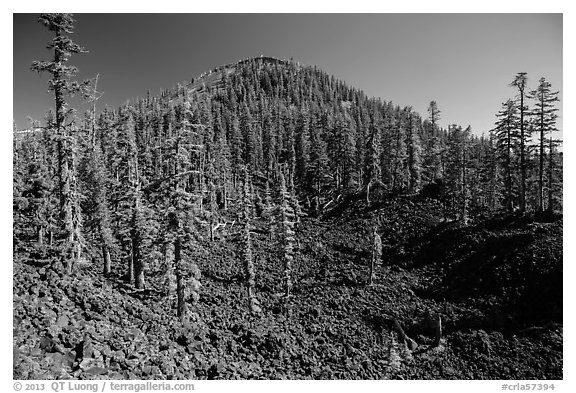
(14, 54, 563, 273)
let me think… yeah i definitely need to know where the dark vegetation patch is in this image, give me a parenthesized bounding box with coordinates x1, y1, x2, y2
(402, 214, 562, 327)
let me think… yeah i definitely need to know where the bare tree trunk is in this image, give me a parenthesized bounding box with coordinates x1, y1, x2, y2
(161, 240, 176, 298)
(547, 138, 554, 213)
(369, 231, 382, 286)
(102, 244, 111, 275)
(519, 88, 526, 213)
(132, 203, 144, 288)
(75, 241, 82, 265)
(366, 181, 371, 204)
(244, 229, 261, 314)
(432, 315, 442, 348)
(135, 265, 145, 289)
(506, 122, 513, 213)
(133, 230, 145, 289)
(392, 319, 418, 351)
(368, 256, 375, 286)
(461, 145, 468, 224)
(131, 142, 145, 288)
(37, 227, 44, 245)
(175, 237, 187, 321)
(63, 158, 74, 275)
(280, 174, 295, 300)
(163, 241, 168, 266)
(127, 251, 134, 284)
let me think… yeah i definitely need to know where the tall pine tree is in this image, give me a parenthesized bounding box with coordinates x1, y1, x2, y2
(31, 13, 90, 274)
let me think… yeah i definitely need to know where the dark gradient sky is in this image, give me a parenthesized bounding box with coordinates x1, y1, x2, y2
(13, 13, 562, 138)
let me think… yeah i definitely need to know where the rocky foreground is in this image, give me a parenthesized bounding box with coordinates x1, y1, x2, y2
(13, 197, 562, 379)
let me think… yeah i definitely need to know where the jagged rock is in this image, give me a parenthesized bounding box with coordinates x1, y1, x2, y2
(76, 336, 94, 359)
(208, 362, 225, 379)
(150, 365, 161, 376)
(474, 330, 492, 355)
(56, 314, 69, 328)
(159, 357, 176, 375)
(86, 366, 108, 375)
(39, 336, 56, 352)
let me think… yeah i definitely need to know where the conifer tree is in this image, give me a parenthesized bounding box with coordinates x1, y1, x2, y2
(241, 168, 262, 314)
(85, 75, 115, 275)
(263, 179, 275, 241)
(69, 124, 85, 268)
(422, 101, 442, 184)
(228, 113, 243, 189)
(427, 101, 441, 131)
(510, 72, 529, 213)
(547, 137, 562, 213)
(288, 169, 303, 225)
(278, 172, 296, 300)
(474, 134, 499, 212)
(529, 77, 559, 212)
(460, 126, 472, 223)
(403, 107, 422, 193)
(240, 101, 257, 169)
(486, 133, 500, 212)
(368, 226, 382, 286)
(13, 129, 26, 247)
(341, 114, 358, 189)
(444, 124, 470, 221)
(307, 117, 329, 214)
(121, 112, 145, 287)
(261, 100, 277, 179)
(364, 106, 382, 203)
(492, 99, 520, 212)
(153, 100, 204, 322)
(14, 124, 58, 249)
(31, 13, 90, 273)
(213, 108, 232, 211)
(390, 108, 408, 192)
(295, 106, 310, 189)
(354, 109, 368, 189)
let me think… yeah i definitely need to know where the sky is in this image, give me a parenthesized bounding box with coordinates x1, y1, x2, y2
(13, 13, 562, 138)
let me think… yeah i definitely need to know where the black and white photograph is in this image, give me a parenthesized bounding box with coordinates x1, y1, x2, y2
(11, 7, 565, 385)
